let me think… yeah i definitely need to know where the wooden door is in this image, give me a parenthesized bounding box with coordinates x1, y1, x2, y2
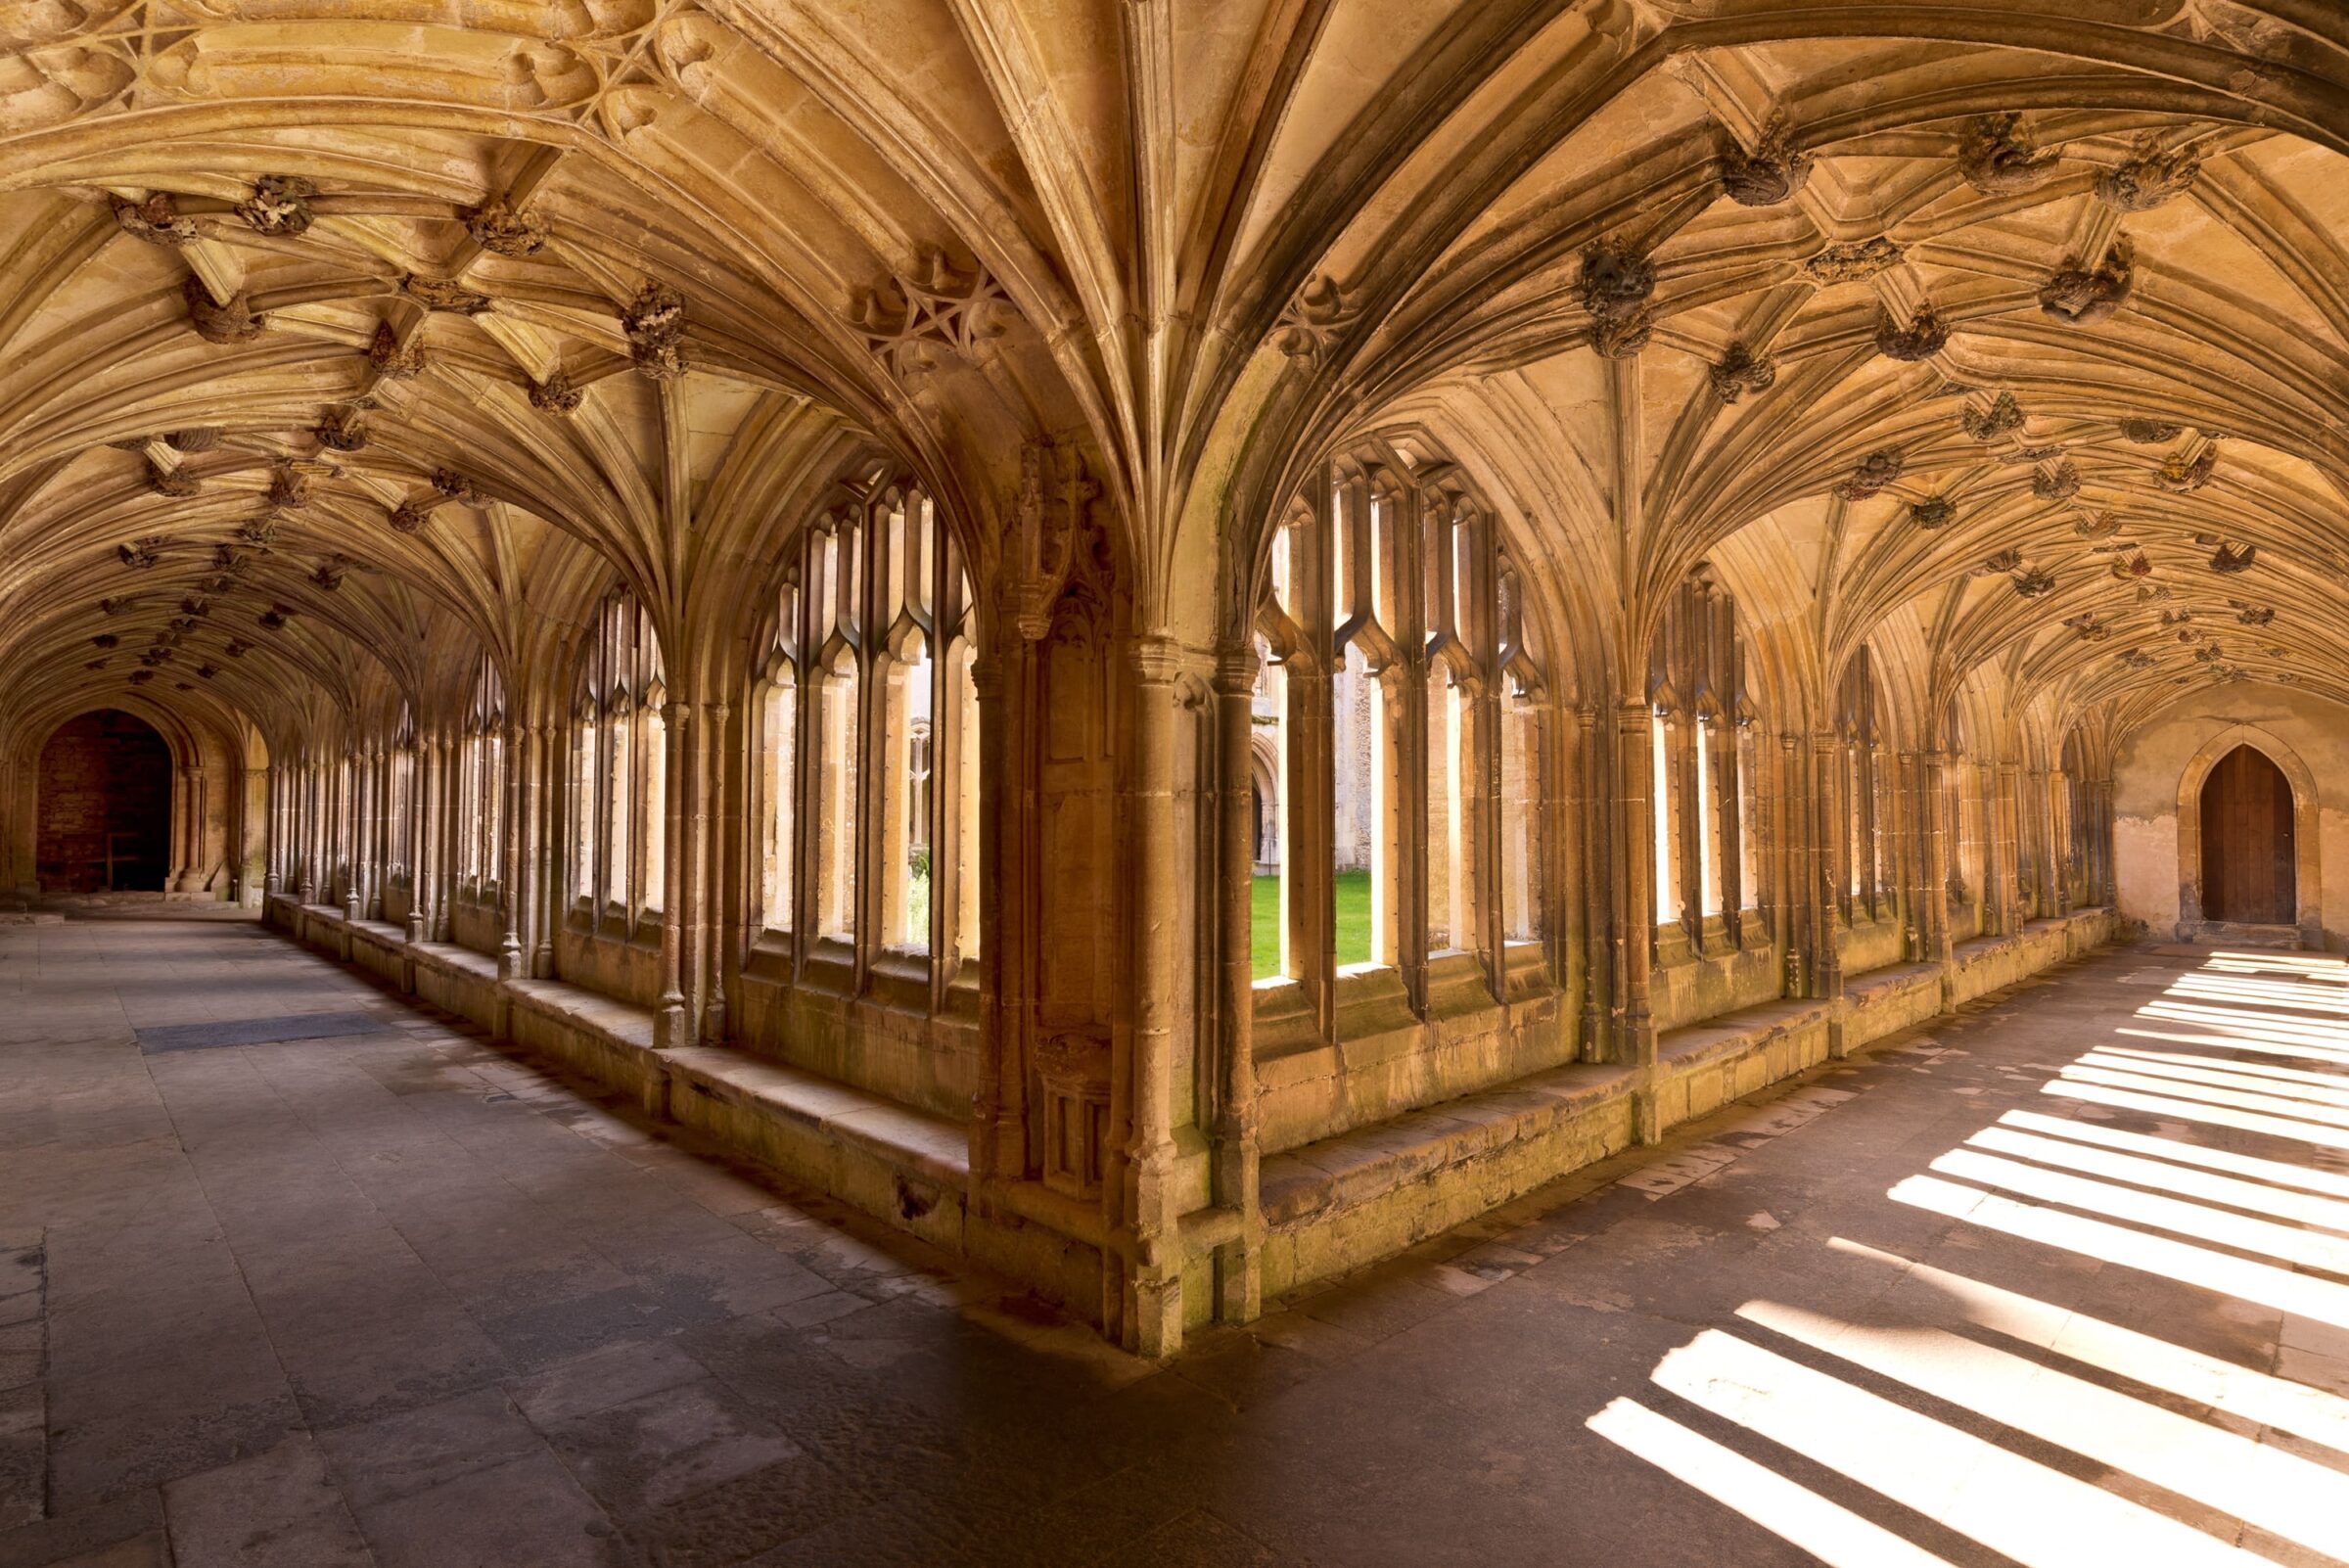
(2200, 745, 2294, 924)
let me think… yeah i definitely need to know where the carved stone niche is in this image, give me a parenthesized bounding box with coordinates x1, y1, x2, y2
(1035, 1031, 1111, 1200)
(185, 274, 265, 344)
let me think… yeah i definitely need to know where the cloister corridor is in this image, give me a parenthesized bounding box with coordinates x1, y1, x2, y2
(3, 912, 2345, 1567)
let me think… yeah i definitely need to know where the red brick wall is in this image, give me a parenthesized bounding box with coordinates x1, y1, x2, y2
(37, 711, 173, 893)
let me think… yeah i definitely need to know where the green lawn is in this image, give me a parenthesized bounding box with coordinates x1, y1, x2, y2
(1251, 869, 1373, 978)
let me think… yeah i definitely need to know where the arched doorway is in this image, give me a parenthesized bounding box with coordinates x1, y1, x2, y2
(37, 711, 174, 893)
(2198, 743, 2294, 925)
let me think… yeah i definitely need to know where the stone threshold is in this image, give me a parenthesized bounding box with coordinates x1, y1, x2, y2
(1258, 909, 2114, 1297)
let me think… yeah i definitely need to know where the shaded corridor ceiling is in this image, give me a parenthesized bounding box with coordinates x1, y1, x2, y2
(4, 0, 2347, 748)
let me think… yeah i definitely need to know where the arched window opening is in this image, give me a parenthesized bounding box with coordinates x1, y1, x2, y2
(1836, 647, 1884, 922)
(570, 591, 664, 922)
(1253, 450, 1548, 993)
(1647, 567, 1754, 946)
(459, 659, 504, 897)
(756, 482, 977, 970)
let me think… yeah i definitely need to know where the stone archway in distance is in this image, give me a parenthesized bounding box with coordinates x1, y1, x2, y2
(2176, 723, 2323, 948)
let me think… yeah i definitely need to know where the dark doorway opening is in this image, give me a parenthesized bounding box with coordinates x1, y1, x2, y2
(2199, 743, 2295, 925)
(38, 711, 173, 893)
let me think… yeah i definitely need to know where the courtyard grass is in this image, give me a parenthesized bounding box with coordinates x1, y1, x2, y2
(1251, 868, 1373, 978)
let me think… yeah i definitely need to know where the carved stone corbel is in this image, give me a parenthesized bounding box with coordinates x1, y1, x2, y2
(112, 191, 197, 245)
(2038, 240, 2132, 325)
(1874, 304, 1948, 361)
(1707, 341, 1776, 402)
(368, 321, 427, 379)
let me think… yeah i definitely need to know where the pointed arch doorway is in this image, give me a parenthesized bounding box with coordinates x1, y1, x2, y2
(2199, 745, 2294, 925)
(37, 711, 174, 893)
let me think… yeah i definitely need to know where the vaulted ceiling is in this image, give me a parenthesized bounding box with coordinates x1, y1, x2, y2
(3, 0, 2344, 760)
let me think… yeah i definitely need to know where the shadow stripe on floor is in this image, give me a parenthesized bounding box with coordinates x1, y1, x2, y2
(135, 1010, 390, 1053)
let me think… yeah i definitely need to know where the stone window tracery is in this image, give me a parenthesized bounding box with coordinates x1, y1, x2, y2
(1254, 451, 1545, 998)
(458, 657, 504, 898)
(570, 591, 664, 920)
(1648, 569, 1757, 947)
(753, 480, 978, 971)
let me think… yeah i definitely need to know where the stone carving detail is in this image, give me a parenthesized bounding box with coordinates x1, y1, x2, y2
(464, 200, 547, 256)
(2012, 566, 2056, 598)
(90, 633, 117, 649)
(111, 191, 197, 245)
(1269, 275, 1358, 364)
(1578, 238, 1655, 358)
(1707, 341, 1776, 402)
(1983, 547, 2024, 573)
(98, 597, 133, 616)
(1833, 448, 1903, 501)
(1909, 494, 1956, 530)
(2118, 416, 2182, 442)
(530, 369, 583, 413)
(2072, 510, 2123, 538)
(430, 468, 481, 504)
(127, 669, 154, 685)
(85, 659, 109, 671)
(2096, 143, 2199, 212)
(851, 252, 1012, 374)
(1719, 117, 1811, 206)
(1009, 438, 1109, 641)
(2039, 241, 2133, 325)
(1958, 114, 2061, 196)
(622, 281, 688, 379)
(225, 639, 251, 658)
(2209, 541, 2256, 574)
(316, 404, 368, 451)
(118, 536, 168, 569)
(235, 175, 318, 237)
(1874, 305, 1948, 361)
(197, 664, 218, 679)
(2032, 462, 2080, 501)
(264, 463, 309, 513)
(310, 556, 349, 591)
(166, 428, 219, 452)
(389, 499, 432, 534)
(258, 604, 295, 630)
(400, 275, 492, 314)
(146, 458, 198, 498)
(2064, 613, 2110, 641)
(179, 595, 209, 617)
(2235, 604, 2275, 625)
(1802, 238, 1903, 285)
(1962, 392, 2023, 440)
(368, 322, 426, 379)
(2118, 648, 2156, 669)
(185, 275, 265, 343)
(2157, 446, 2217, 491)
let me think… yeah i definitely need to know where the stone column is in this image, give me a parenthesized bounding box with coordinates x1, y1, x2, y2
(1809, 730, 1843, 999)
(1613, 699, 1658, 1133)
(260, 764, 280, 898)
(498, 716, 527, 982)
(1212, 642, 1261, 1322)
(969, 646, 1024, 1180)
(1124, 636, 1186, 1356)
(654, 701, 692, 1048)
(687, 701, 723, 1042)
(534, 723, 560, 978)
